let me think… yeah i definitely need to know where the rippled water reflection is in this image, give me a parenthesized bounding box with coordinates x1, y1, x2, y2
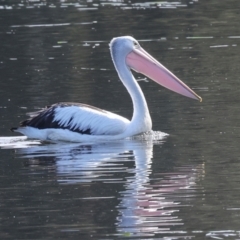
(0, 0, 198, 10)
(1, 0, 240, 239)
(0, 136, 205, 238)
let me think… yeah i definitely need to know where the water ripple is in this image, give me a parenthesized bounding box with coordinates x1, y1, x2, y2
(0, 136, 205, 238)
(0, 0, 198, 10)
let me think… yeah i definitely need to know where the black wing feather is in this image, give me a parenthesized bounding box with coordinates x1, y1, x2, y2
(18, 102, 93, 135)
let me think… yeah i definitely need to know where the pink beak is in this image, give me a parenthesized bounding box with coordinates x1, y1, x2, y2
(126, 47, 202, 102)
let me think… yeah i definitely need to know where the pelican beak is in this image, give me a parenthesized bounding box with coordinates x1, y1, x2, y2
(126, 47, 202, 102)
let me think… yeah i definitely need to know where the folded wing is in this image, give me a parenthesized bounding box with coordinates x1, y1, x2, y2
(19, 102, 130, 135)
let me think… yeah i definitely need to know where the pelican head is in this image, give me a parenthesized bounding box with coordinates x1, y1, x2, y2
(110, 36, 202, 102)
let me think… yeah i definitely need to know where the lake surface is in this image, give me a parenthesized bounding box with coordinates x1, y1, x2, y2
(1, 0, 240, 239)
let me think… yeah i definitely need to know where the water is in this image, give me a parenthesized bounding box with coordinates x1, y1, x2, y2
(1, 0, 240, 239)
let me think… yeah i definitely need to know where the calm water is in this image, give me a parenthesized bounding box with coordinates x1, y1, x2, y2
(1, 0, 240, 239)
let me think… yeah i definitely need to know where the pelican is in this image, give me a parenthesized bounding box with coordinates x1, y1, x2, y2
(11, 36, 202, 142)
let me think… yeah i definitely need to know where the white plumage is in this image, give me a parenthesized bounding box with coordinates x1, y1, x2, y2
(53, 105, 130, 135)
(11, 36, 201, 142)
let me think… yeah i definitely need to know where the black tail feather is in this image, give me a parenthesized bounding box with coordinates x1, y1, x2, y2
(10, 127, 17, 132)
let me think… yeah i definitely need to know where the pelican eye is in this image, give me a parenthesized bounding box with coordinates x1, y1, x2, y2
(133, 41, 139, 48)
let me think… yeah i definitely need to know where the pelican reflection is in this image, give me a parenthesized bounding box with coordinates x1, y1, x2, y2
(11, 137, 204, 237)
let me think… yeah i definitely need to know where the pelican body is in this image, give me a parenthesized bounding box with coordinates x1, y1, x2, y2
(11, 36, 201, 142)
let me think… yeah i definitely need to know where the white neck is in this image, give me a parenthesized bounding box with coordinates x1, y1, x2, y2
(112, 51, 152, 135)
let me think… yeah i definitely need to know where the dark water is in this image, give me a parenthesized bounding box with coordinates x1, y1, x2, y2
(1, 0, 240, 239)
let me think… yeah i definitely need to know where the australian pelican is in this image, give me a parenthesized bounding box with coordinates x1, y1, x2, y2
(11, 36, 202, 142)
